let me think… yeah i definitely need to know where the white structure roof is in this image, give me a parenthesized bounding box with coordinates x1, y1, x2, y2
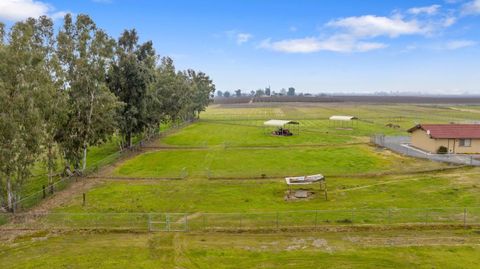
(285, 174, 324, 185)
(329, 115, 358, 121)
(263, 120, 299, 127)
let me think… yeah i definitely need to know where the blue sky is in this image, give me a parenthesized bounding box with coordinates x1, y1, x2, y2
(1, 0, 480, 94)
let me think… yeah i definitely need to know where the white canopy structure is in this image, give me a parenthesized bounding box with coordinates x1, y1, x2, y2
(329, 115, 358, 121)
(263, 120, 299, 127)
(285, 174, 324, 185)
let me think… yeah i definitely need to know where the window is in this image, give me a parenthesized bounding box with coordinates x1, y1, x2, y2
(459, 139, 472, 147)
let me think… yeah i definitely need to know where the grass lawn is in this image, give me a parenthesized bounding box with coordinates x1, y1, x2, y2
(160, 121, 358, 146)
(58, 168, 480, 214)
(113, 145, 448, 179)
(1, 230, 479, 269)
(6, 103, 480, 268)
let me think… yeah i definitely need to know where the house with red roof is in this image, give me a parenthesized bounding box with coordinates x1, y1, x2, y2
(408, 124, 480, 154)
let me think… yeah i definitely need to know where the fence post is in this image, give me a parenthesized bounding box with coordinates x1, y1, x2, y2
(42, 185, 46, 199)
(82, 193, 86, 207)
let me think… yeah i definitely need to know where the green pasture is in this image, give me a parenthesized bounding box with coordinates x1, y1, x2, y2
(57, 168, 480, 214)
(1, 231, 479, 269)
(113, 145, 448, 179)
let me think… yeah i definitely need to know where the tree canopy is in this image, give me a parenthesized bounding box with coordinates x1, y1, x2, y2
(0, 14, 215, 212)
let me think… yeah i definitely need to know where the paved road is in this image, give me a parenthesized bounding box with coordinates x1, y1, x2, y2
(375, 136, 480, 166)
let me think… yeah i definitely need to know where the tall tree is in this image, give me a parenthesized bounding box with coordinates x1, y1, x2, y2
(0, 20, 50, 211)
(29, 16, 68, 188)
(108, 29, 157, 148)
(187, 69, 215, 119)
(56, 14, 120, 172)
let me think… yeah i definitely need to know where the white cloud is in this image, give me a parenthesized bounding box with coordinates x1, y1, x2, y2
(462, 0, 480, 14)
(225, 30, 253, 45)
(327, 15, 428, 38)
(408, 5, 441, 15)
(258, 5, 463, 54)
(0, 0, 67, 21)
(259, 35, 387, 53)
(236, 33, 252, 44)
(443, 16, 457, 26)
(445, 40, 477, 49)
(289, 26, 298, 32)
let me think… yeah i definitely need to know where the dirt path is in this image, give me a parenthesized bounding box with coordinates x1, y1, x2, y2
(27, 137, 165, 214)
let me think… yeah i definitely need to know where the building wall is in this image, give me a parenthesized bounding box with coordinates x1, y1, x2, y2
(452, 138, 480, 154)
(410, 129, 445, 153)
(410, 129, 480, 154)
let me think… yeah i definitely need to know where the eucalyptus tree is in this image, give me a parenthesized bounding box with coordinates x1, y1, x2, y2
(56, 14, 120, 172)
(187, 69, 215, 119)
(153, 57, 181, 123)
(108, 29, 157, 148)
(0, 20, 52, 211)
(28, 16, 68, 187)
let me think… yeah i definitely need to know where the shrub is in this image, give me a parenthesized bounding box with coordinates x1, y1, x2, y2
(437, 146, 448, 154)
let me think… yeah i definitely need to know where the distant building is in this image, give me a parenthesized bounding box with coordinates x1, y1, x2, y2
(408, 124, 480, 154)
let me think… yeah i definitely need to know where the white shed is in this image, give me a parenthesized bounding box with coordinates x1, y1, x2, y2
(329, 115, 358, 129)
(263, 119, 299, 136)
(329, 115, 358, 121)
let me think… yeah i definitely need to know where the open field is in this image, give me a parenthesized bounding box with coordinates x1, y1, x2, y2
(1, 230, 480, 268)
(3, 102, 480, 268)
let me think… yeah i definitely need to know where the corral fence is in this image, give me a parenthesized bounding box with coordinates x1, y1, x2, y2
(6, 120, 195, 213)
(1, 207, 480, 232)
(370, 134, 480, 166)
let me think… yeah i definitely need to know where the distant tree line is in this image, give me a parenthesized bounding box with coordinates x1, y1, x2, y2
(0, 14, 215, 211)
(219, 87, 298, 98)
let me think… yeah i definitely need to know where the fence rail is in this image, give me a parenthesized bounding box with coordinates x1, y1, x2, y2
(1, 207, 479, 232)
(5, 120, 195, 213)
(371, 135, 480, 166)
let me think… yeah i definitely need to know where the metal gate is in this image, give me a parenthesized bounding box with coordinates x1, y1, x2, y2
(148, 213, 188, 232)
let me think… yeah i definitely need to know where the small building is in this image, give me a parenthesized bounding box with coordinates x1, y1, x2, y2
(263, 120, 299, 136)
(408, 124, 480, 154)
(329, 115, 358, 129)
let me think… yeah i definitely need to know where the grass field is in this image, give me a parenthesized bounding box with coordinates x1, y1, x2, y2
(3, 103, 480, 268)
(1, 230, 480, 269)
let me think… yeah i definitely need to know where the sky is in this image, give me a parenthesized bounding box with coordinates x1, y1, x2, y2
(1, 0, 480, 94)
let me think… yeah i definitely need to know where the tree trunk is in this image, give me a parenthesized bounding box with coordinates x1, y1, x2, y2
(126, 132, 132, 148)
(82, 144, 87, 172)
(48, 144, 53, 185)
(6, 176, 13, 212)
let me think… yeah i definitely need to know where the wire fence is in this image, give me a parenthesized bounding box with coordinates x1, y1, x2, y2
(6, 120, 195, 213)
(1, 207, 479, 232)
(371, 135, 480, 166)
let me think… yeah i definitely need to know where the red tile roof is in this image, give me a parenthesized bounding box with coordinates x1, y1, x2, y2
(408, 124, 480, 139)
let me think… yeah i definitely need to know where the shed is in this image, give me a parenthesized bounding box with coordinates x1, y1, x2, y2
(329, 115, 358, 129)
(329, 115, 358, 121)
(264, 120, 300, 136)
(263, 120, 299, 127)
